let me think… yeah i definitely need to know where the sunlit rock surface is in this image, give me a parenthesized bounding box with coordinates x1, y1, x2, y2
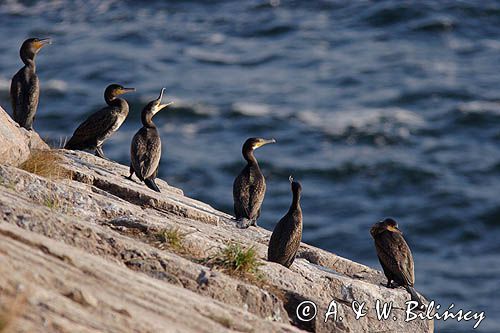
(0, 106, 433, 332)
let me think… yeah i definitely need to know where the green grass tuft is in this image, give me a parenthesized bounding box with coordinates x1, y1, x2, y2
(205, 243, 263, 280)
(155, 227, 187, 251)
(44, 195, 60, 210)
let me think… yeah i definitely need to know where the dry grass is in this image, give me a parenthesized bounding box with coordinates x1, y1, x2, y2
(204, 243, 264, 281)
(19, 149, 72, 180)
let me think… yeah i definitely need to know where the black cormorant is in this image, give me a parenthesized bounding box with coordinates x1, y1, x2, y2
(10, 38, 51, 130)
(233, 137, 275, 228)
(126, 88, 173, 192)
(65, 84, 135, 158)
(268, 176, 303, 268)
(370, 218, 425, 308)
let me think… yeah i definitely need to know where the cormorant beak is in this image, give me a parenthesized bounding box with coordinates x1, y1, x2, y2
(153, 88, 173, 115)
(254, 138, 276, 149)
(387, 225, 400, 233)
(35, 38, 51, 50)
(289, 175, 294, 184)
(119, 87, 136, 95)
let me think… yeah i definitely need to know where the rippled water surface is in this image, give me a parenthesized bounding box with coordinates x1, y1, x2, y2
(1, 1, 499, 331)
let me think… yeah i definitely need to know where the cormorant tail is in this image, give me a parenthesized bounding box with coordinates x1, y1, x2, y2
(405, 286, 425, 310)
(126, 164, 134, 180)
(64, 140, 75, 150)
(145, 178, 161, 192)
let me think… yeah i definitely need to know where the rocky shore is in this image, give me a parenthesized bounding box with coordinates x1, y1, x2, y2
(0, 106, 433, 332)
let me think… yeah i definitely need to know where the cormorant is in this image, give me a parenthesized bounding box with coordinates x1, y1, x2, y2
(233, 137, 276, 228)
(370, 218, 425, 308)
(10, 38, 51, 130)
(64, 84, 135, 158)
(268, 176, 303, 268)
(126, 88, 173, 192)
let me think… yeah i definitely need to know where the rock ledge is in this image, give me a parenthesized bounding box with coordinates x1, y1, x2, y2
(0, 106, 433, 333)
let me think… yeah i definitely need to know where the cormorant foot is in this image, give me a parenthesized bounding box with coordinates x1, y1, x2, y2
(236, 218, 253, 229)
(386, 281, 398, 289)
(95, 147, 107, 159)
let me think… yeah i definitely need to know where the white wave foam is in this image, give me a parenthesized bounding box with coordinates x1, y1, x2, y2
(207, 33, 226, 45)
(232, 102, 272, 117)
(185, 47, 239, 65)
(170, 97, 220, 117)
(45, 79, 68, 93)
(298, 107, 424, 138)
(457, 101, 500, 115)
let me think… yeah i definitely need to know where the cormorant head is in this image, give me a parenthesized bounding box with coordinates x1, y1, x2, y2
(105, 84, 135, 101)
(370, 217, 401, 237)
(20, 38, 51, 63)
(144, 88, 173, 116)
(289, 175, 302, 197)
(141, 88, 173, 126)
(242, 137, 276, 156)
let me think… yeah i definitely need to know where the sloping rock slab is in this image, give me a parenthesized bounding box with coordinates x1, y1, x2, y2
(0, 223, 302, 333)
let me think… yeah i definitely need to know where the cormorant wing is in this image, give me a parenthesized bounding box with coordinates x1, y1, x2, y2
(10, 69, 39, 129)
(66, 106, 120, 148)
(247, 170, 266, 219)
(10, 72, 23, 120)
(26, 75, 40, 122)
(130, 128, 161, 180)
(233, 168, 266, 219)
(233, 168, 251, 219)
(375, 231, 415, 286)
(269, 213, 301, 266)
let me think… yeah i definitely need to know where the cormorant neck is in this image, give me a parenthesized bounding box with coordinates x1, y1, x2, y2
(141, 112, 156, 128)
(244, 149, 258, 166)
(106, 95, 122, 106)
(21, 54, 36, 70)
(289, 190, 301, 212)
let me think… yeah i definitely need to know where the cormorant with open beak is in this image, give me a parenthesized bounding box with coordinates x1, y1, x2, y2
(268, 176, 303, 268)
(370, 218, 425, 308)
(10, 38, 51, 130)
(126, 88, 173, 192)
(233, 137, 276, 228)
(65, 84, 135, 158)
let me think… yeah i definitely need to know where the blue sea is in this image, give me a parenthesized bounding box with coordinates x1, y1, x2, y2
(0, 1, 499, 332)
